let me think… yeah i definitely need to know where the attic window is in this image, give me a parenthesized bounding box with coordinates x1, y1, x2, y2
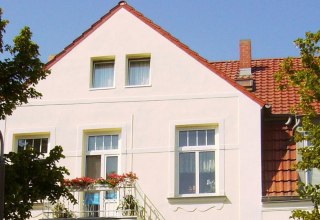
(92, 61, 115, 89)
(127, 58, 150, 87)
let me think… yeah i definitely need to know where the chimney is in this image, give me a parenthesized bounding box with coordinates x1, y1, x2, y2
(48, 55, 56, 62)
(239, 39, 252, 76)
(236, 39, 254, 91)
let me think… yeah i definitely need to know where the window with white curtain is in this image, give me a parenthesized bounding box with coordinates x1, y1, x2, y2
(127, 58, 150, 86)
(177, 128, 216, 195)
(92, 61, 115, 88)
(297, 131, 320, 185)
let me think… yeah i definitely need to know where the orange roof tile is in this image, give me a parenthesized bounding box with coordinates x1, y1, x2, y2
(211, 58, 317, 115)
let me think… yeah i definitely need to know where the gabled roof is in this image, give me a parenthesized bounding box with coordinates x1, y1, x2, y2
(45, 1, 265, 108)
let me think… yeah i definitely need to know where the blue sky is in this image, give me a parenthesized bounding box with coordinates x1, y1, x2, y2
(1, 0, 320, 63)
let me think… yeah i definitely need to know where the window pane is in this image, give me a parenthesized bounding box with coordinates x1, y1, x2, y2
(310, 168, 320, 184)
(84, 193, 100, 217)
(33, 139, 41, 153)
(179, 152, 195, 194)
(106, 156, 118, 175)
(104, 135, 111, 150)
(199, 152, 215, 193)
(88, 136, 96, 151)
(179, 131, 188, 147)
(207, 129, 215, 145)
(111, 135, 118, 149)
(18, 139, 26, 152)
(26, 139, 33, 150)
(105, 190, 117, 200)
(96, 136, 103, 150)
(92, 62, 114, 88)
(188, 131, 197, 146)
(41, 138, 48, 153)
(128, 59, 150, 86)
(198, 130, 206, 146)
(86, 156, 101, 179)
(85, 192, 100, 205)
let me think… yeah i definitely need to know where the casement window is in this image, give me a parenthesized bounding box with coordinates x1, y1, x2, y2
(92, 61, 115, 88)
(297, 132, 320, 185)
(17, 137, 49, 153)
(127, 58, 150, 86)
(177, 128, 216, 195)
(84, 133, 120, 217)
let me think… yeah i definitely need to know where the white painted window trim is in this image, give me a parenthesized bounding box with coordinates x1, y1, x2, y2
(168, 119, 225, 198)
(297, 133, 320, 185)
(91, 61, 116, 89)
(77, 123, 128, 177)
(125, 56, 152, 88)
(85, 131, 121, 177)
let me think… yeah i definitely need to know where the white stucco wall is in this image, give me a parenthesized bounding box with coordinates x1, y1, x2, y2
(3, 7, 264, 220)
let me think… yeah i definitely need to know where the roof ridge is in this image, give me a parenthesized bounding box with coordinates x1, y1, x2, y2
(210, 57, 301, 64)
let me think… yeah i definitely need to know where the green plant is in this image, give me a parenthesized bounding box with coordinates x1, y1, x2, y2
(4, 146, 76, 220)
(275, 30, 320, 219)
(117, 194, 144, 217)
(52, 202, 75, 218)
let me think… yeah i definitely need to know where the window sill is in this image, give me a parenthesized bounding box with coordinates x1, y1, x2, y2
(89, 87, 115, 91)
(125, 84, 152, 88)
(167, 194, 227, 204)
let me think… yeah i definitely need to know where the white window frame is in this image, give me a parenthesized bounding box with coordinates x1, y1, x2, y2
(126, 57, 151, 87)
(177, 127, 218, 196)
(85, 131, 121, 178)
(297, 130, 320, 185)
(17, 136, 49, 154)
(11, 129, 54, 156)
(91, 60, 115, 89)
(168, 120, 225, 199)
(84, 130, 121, 213)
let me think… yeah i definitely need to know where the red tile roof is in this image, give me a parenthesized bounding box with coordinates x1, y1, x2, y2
(211, 58, 304, 115)
(45, 1, 265, 108)
(262, 119, 298, 197)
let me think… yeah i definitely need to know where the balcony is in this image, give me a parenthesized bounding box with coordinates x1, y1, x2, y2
(41, 183, 164, 220)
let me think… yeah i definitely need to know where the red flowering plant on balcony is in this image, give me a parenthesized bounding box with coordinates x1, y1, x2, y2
(105, 173, 125, 188)
(64, 172, 138, 190)
(123, 172, 138, 186)
(64, 177, 95, 189)
(63, 177, 95, 189)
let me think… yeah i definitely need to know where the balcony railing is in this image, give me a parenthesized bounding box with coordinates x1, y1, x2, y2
(41, 183, 165, 220)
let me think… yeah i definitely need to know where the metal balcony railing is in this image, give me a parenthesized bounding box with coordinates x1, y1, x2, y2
(41, 183, 165, 220)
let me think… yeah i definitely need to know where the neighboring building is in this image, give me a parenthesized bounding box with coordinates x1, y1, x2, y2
(2, 1, 318, 220)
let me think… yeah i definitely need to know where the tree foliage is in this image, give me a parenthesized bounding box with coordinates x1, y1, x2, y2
(275, 30, 320, 219)
(0, 9, 75, 220)
(0, 8, 49, 119)
(4, 146, 76, 220)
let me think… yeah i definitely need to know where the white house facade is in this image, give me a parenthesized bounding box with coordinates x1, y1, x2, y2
(2, 2, 304, 220)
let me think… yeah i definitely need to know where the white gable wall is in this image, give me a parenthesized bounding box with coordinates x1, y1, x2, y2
(36, 9, 246, 101)
(4, 7, 263, 220)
